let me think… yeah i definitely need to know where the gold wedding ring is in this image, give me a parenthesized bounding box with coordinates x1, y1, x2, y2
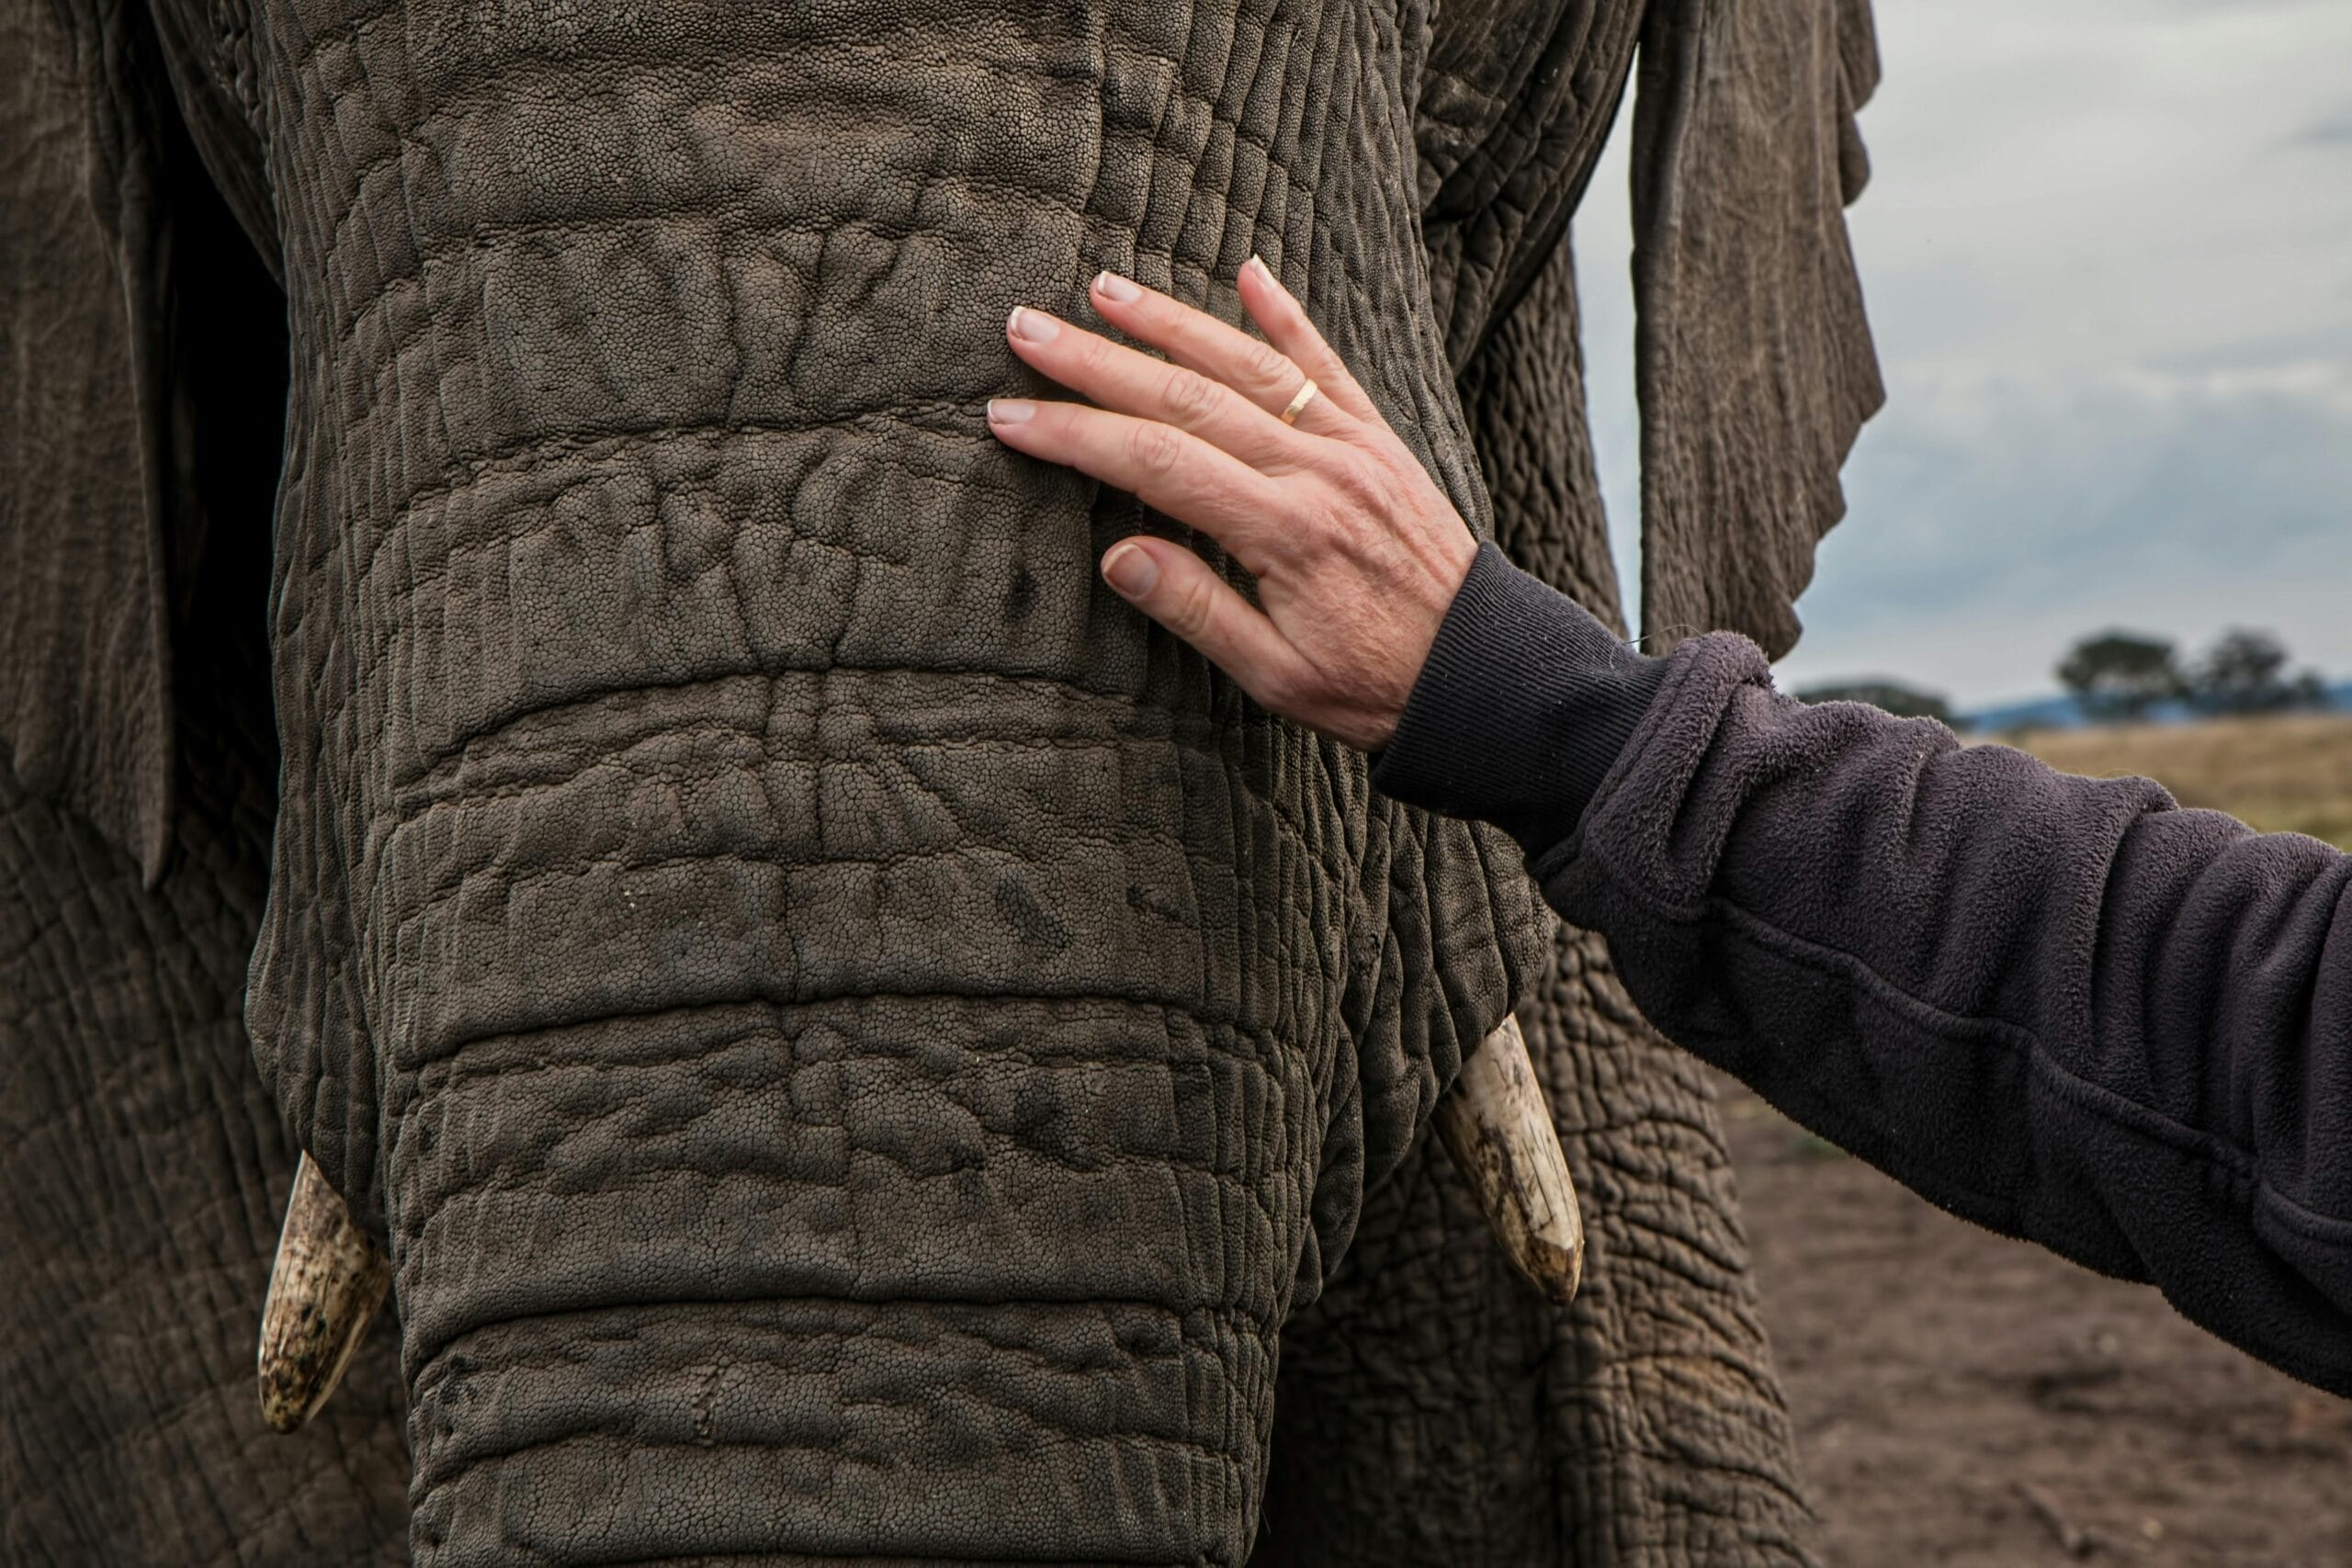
(1278, 378, 1319, 425)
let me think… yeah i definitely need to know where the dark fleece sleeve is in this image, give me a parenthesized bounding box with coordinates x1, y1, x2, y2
(1377, 541, 2352, 1395)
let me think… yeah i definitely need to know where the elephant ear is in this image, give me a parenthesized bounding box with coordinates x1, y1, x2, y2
(1, 0, 276, 884)
(1415, 0, 1643, 377)
(1, 0, 180, 879)
(1632, 0, 1884, 657)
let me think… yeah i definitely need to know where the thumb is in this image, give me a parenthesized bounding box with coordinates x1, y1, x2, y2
(1101, 538, 1308, 716)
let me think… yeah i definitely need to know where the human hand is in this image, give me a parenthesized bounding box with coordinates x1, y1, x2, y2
(987, 257, 1476, 752)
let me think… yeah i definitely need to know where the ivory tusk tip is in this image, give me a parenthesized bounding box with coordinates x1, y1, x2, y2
(258, 1153, 390, 1434)
(1438, 1014, 1587, 1306)
(1510, 1221, 1585, 1307)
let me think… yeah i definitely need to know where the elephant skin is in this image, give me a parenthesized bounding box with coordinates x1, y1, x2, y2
(0, 0, 1879, 1562)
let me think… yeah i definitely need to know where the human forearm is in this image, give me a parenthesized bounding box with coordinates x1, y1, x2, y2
(1378, 547, 2352, 1393)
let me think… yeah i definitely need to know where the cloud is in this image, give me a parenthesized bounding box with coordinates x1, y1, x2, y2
(1566, 0, 2352, 707)
(1772, 360, 2352, 704)
(2294, 113, 2352, 147)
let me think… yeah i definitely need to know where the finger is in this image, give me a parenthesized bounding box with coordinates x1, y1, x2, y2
(1098, 536, 1312, 715)
(1237, 256, 1383, 426)
(1004, 306, 1306, 471)
(987, 397, 1288, 568)
(1083, 271, 1354, 437)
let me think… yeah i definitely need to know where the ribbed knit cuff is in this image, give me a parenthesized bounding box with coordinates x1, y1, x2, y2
(1371, 541, 1668, 859)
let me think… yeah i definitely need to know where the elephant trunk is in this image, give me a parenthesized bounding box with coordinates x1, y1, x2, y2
(260, 1021, 1580, 1448)
(378, 999, 1286, 1565)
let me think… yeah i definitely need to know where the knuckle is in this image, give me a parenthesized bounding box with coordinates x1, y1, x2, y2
(1076, 331, 1117, 377)
(1125, 421, 1187, 479)
(1170, 572, 1220, 638)
(1159, 367, 1221, 424)
(1323, 447, 1389, 508)
(1245, 342, 1295, 389)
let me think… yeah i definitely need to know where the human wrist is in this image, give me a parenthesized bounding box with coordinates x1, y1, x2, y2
(1372, 542, 1667, 855)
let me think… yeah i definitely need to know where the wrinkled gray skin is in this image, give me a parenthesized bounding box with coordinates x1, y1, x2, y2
(1, 0, 1879, 1562)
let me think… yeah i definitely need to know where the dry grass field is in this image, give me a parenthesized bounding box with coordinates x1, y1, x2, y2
(1997, 709, 2352, 848)
(1727, 706, 2352, 1562)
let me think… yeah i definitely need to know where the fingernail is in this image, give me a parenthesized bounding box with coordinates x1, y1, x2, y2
(1102, 542, 1159, 598)
(1245, 254, 1276, 288)
(1093, 271, 1141, 303)
(987, 398, 1035, 424)
(1009, 307, 1059, 344)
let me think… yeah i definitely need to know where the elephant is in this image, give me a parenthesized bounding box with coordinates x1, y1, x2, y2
(0, 0, 1880, 1562)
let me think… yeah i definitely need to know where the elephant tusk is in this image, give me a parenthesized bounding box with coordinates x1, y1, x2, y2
(257, 1152, 390, 1434)
(1437, 1014, 1585, 1305)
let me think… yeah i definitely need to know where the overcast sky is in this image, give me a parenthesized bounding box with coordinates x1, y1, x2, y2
(1574, 0, 2352, 709)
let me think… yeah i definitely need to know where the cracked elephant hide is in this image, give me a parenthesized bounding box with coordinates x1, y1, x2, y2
(0, 0, 1879, 1563)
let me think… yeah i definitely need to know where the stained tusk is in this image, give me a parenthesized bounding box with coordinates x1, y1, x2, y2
(1437, 1014, 1585, 1305)
(258, 1152, 390, 1434)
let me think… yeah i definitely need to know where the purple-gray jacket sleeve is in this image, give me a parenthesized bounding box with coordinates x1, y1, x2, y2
(1376, 542, 2352, 1394)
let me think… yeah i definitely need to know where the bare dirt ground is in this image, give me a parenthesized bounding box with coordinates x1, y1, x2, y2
(1722, 1077, 2352, 1566)
(1713, 712, 2352, 1562)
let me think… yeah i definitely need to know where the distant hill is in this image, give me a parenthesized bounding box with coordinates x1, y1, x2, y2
(1961, 681, 2352, 734)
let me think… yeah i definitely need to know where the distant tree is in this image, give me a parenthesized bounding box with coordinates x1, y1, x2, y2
(2188, 627, 2328, 716)
(2056, 631, 2187, 723)
(1794, 681, 1954, 724)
